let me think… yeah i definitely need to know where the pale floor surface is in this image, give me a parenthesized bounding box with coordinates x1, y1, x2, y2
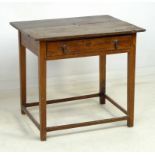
(0, 75, 155, 151)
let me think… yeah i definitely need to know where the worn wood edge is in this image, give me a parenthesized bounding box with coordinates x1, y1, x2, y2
(11, 29, 145, 42)
(35, 31, 145, 41)
(9, 15, 145, 31)
(10, 14, 146, 41)
(22, 105, 40, 130)
(10, 24, 145, 42)
(46, 116, 128, 132)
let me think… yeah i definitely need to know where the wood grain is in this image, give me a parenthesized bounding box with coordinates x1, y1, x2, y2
(47, 116, 128, 132)
(46, 35, 131, 60)
(10, 15, 145, 41)
(25, 93, 100, 107)
(18, 31, 26, 114)
(99, 54, 106, 104)
(11, 15, 145, 141)
(21, 32, 39, 55)
(127, 34, 136, 127)
(38, 41, 47, 141)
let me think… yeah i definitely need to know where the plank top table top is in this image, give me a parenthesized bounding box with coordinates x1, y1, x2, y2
(10, 15, 145, 41)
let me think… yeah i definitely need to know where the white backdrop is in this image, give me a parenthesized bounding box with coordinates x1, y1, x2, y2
(0, 0, 153, 91)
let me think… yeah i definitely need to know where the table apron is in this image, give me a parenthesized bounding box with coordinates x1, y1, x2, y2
(20, 33, 132, 59)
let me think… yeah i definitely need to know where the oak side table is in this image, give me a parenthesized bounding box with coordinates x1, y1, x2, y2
(10, 15, 145, 141)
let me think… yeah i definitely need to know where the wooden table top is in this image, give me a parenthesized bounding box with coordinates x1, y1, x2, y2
(10, 15, 145, 41)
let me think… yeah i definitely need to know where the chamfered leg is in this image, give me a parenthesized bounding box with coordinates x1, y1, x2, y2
(127, 34, 136, 127)
(38, 41, 47, 141)
(18, 31, 26, 114)
(99, 53, 106, 104)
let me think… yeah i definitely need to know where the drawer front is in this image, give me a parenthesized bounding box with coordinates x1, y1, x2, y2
(46, 35, 132, 59)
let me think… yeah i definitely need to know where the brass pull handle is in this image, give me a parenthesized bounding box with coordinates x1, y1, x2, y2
(61, 44, 69, 54)
(113, 40, 119, 49)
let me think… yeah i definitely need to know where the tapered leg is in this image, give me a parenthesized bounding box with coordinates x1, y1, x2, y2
(38, 41, 47, 141)
(99, 54, 106, 104)
(18, 32, 26, 114)
(127, 34, 136, 127)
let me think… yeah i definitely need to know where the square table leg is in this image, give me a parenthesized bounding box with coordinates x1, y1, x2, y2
(38, 41, 47, 141)
(18, 32, 26, 114)
(99, 54, 106, 104)
(127, 34, 136, 127)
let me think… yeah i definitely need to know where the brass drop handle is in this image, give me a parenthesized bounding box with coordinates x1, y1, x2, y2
(61, 44, 69, 54)
(113, 40, 119, 49)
